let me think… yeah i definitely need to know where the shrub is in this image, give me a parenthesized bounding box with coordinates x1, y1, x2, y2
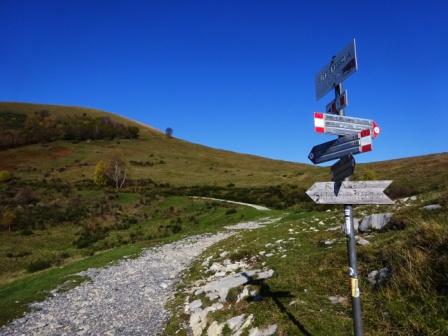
(27, 259, 52, 272)
(225, 208, 237, 215)
(93, 161, 108, 186)
(0, 170, 12, 183)
(1, 209, 16, 231)
(74, 229, 107, 248)
(14, 187, 38, 204)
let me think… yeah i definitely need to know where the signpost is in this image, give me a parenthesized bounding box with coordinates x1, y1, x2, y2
(326, 90, 348, 114)
(306, 39, 393, 336)
(308, 129, 372, 164)
(331, 155, 355, 183)
(314, 112, 380, 137)
(315, 39, 358, 100)
(306, 181, 394, 205)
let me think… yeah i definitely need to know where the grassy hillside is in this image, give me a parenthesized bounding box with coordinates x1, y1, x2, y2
(1, 102, 447, 193)
(0, 102, 322, 187)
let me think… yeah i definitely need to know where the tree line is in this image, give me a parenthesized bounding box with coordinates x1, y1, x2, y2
(0, 110, 139, 150)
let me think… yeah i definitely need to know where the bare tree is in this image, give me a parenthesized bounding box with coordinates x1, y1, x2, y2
(107, 153, 127, 191)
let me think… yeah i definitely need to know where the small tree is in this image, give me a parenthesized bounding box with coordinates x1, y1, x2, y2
(165, 127, 173, 138)
(127, 126, 139, 139)
(1, 209, 16, 232)
(0, 170, 12, 183)
(93, 161, 108, 186)
(107, 153, 127, 191)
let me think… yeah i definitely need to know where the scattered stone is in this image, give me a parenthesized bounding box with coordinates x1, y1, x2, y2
(367, 267, 391, 287)
(207, 321, 224, 336)
(359, 213, 393, 232)
(249, 324, 278, 336)
(237, 286, 250, 302)
(188, 299, 202, 313)
(258, 251, 266, 256)
(328, 295, 348, 305)
(219, 251, 229, 258)
(237, 314, 254, 336)
(195, 270, 274, 302)
(356, 237, 370, 246)
(227, 314, 245, 331)
(322, 239, 336, 246)
(422, 204, 441, 211)
(265, 253, 274, 257)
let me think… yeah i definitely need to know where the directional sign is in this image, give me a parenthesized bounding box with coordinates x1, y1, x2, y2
(306, 180, 394, 205)
(326, 90, 348, 114)
(331, 155, 355, 183)
(314, 112, 380, 137)
(315, 39, 358, 100)
(308, 129, 372, 164)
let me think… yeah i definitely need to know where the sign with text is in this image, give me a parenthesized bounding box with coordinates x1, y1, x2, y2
(331, 155, 355, 183)
(306, 180, 394, 205)
(314, 112, 380, 137)
(315, 39, 358, 100)
(308, 129, 372, 164)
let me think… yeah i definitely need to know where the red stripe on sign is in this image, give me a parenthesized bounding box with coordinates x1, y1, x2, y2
(314, 112, 324, 119)
(361, 144, 372, 152)
(360, 129, 371, 137)
(315, 127, 324, 133)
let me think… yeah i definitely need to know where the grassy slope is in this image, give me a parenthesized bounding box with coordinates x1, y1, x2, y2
(3, 102, 446, 193)
(0, 102, 322, 187)
(165, 191, 448, 335)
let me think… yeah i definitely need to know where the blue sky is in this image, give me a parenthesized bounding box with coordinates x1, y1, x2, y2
(1, 0, 447, 164)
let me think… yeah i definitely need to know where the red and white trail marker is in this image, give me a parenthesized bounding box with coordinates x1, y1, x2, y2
(314, 112, 380, 138)
(326, 90, 348, 114)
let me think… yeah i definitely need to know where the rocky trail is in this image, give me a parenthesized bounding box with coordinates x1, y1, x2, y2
(0, 218, 278, 336)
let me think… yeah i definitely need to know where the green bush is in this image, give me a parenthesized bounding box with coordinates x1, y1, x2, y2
(0, 170, 12, 183)
(225, 208, 237, 215)
(26, 259, 52, 272)
(74, 229, 107, 248)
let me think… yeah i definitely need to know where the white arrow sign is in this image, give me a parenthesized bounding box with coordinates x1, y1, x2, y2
(306, 180, 394, 205)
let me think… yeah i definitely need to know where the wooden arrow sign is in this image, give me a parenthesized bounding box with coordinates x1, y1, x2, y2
(308, 129, 372, 164)
(331, 155, 355, 182)
(306, 180, 394, 205)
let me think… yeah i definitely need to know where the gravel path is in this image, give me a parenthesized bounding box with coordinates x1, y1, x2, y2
(0, 218, 277, 336)
(191, 196, 270, 211)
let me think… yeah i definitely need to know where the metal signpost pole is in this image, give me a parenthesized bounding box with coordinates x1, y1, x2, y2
(336, 83, 363, 336)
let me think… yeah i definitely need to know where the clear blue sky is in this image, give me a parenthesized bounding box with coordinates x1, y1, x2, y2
(1, 0, 447, 164)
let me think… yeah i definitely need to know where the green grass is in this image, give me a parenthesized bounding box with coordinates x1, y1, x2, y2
(165, 191, 448, 335)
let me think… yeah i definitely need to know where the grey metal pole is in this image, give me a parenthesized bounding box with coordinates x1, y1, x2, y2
(335, 83, 363, 336)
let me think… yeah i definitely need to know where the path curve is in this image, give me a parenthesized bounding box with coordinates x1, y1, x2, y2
(0, 218, 278, 336)
(191, 196, 270, 211)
